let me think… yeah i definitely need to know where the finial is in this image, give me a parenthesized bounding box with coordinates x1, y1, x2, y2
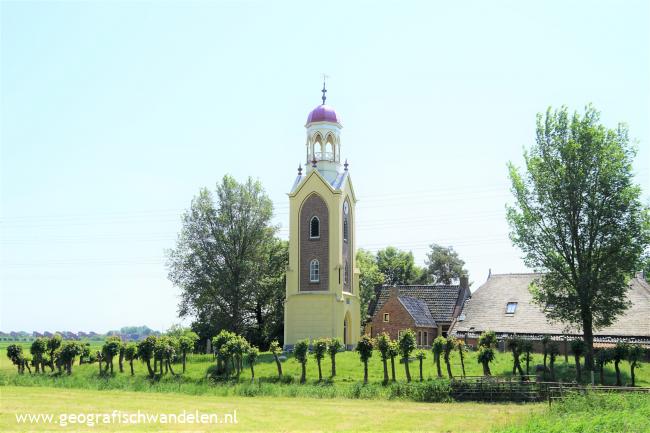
(298, 164, 302, 176)
(344, 159, 349, 171)
(321, 74, 328, 105)
(311, 157, 317, 168)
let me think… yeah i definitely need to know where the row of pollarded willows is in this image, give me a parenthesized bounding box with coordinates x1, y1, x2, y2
(5, 331, 200, 378)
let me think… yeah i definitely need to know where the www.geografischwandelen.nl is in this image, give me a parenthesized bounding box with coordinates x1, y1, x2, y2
(14, 410, 238, 427)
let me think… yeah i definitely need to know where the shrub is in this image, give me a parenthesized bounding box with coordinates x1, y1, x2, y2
(246, 346, 259, 382)
(432, 336, 445, 378)
(137, 335, 157, 377)
(102, 337, 122, 374)
(47, 334, 62, 371)
(269, 340, 283, 378)
(124, 343, 138, 376)
(415, 350, 426, 382)
(30, 338, 48, 373)
(375, 332, 391, 384)
(398, 330, 416, 382)
(355, 335, 374, 384)
(178, 331, 199, 374)
(312, 338, 328, 381)
(294, 339, 309, 384)
(59, 342, 82, 374)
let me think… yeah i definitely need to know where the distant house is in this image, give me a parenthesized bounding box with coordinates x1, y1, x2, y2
(32, 331, 43, 338)
(366, 276, 471, 347)
(450, 273, 650, 350)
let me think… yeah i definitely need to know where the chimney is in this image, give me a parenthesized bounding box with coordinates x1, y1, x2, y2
(390, 287, 400, 298)
(460, 275, 469, 290)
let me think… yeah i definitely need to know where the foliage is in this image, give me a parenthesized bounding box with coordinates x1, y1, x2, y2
(443, 337, 456, 378)
(101, 337, 122, 374)
(269, 340, 283, 378)
(547, 341, 560, 380)
(627, 344, 645, 387)
(570, 339, 585, 381)
(293, 339, 309, 384)
(432, 336, 445, 378)
(136, 336, 157, 377)
(506, 337, 524, 377)
(356, 249, 385, 326)
(355, 335, 374, 383)
(424, 244, 467, 284)
(327, 338, 343, 377)
(312, 338, 328, 381)
(520, 339, 533, 375)
(507, 105, 650, 370)
(612, 342, 628, 386)
(167, 175, 285, 348)
(376, 247, 420, 285)
(375, 332, 391, 384)
(398, 329, 416, 382)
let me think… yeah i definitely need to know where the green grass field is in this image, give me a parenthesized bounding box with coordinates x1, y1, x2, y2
(0, 386, 540, 432)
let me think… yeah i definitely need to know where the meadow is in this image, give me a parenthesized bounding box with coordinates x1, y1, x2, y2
(1, 340, 648, 400)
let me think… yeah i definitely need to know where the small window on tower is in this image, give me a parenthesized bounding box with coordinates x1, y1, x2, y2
(309, 259, 320, 283)
(310, 216, 320, 239)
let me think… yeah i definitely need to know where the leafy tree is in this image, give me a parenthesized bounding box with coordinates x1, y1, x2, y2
(247, 346, 259, 382)
(355, 335, 374, 384)
(356, 249, 385, 327)
(124, 343, 138, 376)
(312, 338, 328, 382)
(398, 329, 416, 382)
(167, 176, 280, 342)
(102, 337, 122, 374)
(375, 332, 391, 384)
(595, 348, 612, 385)
(548, 342, 560, 380)
(60, 342, 82, 375)
(521, 340, 534, 375)
(156, 336, 178, 376)
(80, 344, 91, 365)
(612, 343, 628, 386)
(137, 335, 157, 377)
(507, 105, 650, 371)
(30, 338, 48, 373)
(415, 350, 426, 382)
(294, 339, 309, 384)
(47, 334, 62, 372)
(432, 336, 445, 378)
(424, 244, 467, 284)
(443, 337, 456, 378)
(269, 340, 283, 378)
(507, 337, 525, 378)
(388, 340, 399, 382)
(456, 339, 467, 377)
(327, 338, 343, 377)
(570, 339, 585, 382)
(212, 330, 237, 375)
(627, 344, 645, 387)
(178, 331, 199, 374)
(478, 331, 497, 376)
(6, 344, 27, 374)
(376, 247, 418, 286)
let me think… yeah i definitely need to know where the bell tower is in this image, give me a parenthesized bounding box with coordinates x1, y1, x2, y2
(283, 83, 360, 349)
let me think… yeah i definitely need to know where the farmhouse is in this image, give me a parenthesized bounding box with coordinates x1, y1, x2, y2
(449, 272, 650, 351)
(366, 276, 470, 347)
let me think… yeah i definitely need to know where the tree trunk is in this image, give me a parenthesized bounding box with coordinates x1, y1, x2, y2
(160, 358, 164, 375)
(250, 364, 255, 383)
(445, 356, 453, 378)
(459, 350, 466, 377)
(98, 358, 102, 374)
(390, 356, 396, 382)
(363, 361, 368, 384)
(525, 355, 530, 375)
(331, 354, 337, 377)
(382, 358, 388, 384)
(119, 351, 124, 373)
(599, 364, 605, 385)
(167, 359, 176, 375)
(419, 359, 423, 382)
(574, 355, 581, 382)
(404, 357, 411, 382)
(273, 354, 282, 378)
(630, 364, 636, 387)
(615, 360, 621, 386)
(582, 316, 595, 372)
(25, 361, 32, 374)
(182, 352, 187, 374)
(145, 359, 154, 377)
(543, 353, 547, 368)
(317, 359, 322, 381)
(300, 362, 306, 384)
(130, 360, 134, 376)
(435, 354, 442, 377)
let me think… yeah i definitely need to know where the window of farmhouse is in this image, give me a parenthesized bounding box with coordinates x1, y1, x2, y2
(383, 313, 390, 322)
(506, 302, 518, 314)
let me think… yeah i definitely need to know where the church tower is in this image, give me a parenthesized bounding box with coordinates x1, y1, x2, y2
(284, 84, 360, 349)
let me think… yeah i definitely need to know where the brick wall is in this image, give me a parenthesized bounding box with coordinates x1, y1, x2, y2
(300, 193, 329, 291)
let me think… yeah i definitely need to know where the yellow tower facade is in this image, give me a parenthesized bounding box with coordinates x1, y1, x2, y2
(284, 87, 360, 349)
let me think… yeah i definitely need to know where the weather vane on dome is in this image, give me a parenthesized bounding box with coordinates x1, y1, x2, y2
(321, 73, 329, 105)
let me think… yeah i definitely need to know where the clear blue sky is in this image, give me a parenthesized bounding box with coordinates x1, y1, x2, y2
(2, 0, 648, 333)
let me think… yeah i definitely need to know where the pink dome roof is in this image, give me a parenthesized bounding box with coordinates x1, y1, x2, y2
(306, 104, 341, 125)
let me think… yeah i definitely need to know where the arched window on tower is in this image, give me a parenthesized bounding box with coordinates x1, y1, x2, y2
(343, 219, 349, 243)
(309, 259, 320, 283)
(310, 216, 320, 238)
